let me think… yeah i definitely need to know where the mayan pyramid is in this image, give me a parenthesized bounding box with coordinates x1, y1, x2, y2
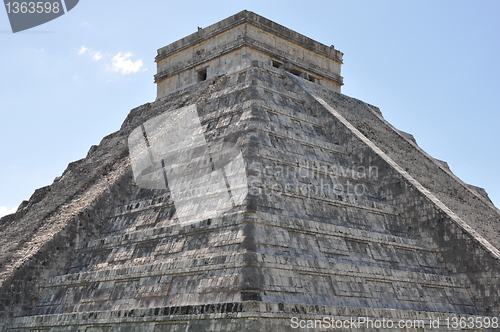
(1, 10, 500, 331)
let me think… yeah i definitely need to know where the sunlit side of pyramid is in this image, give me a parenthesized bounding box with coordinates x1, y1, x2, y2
(1, 10, 500, 332)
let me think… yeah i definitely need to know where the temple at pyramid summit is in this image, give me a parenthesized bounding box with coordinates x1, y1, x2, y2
(2, 10, 500, 331)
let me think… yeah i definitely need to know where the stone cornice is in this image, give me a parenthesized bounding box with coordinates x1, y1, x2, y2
(154, 36, 344, 85)
(155, 10, 343, 64)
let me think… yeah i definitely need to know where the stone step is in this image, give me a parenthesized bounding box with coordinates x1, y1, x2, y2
(34, 267, 473, 317)
(67, 210, 434, 278)
(7, 302, 490, 331)
(64, 196, 435, 277)
(308, 80, 500, 252)
(77, 215, 424, 255)
(42, 251, 466, 293)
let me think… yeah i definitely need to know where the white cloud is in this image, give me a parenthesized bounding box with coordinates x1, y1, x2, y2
(92, 51, 103, 61)
(76, 47, 146, 77)
(110, 52, 144, 75)
(0, 206, 17, 218)
(77, 45, 88, 55)
(77, 46, 102, 61)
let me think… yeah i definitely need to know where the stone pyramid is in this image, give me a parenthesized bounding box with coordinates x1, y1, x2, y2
(1, 10, 500, 332)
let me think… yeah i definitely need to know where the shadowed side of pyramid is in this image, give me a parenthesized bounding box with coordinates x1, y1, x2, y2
(1, 10, 499, 332)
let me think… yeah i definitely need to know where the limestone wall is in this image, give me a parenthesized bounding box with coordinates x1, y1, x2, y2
(292, 74, 500, 315)
(2, 61, 499, 332)
(155, 10, 343, 99)
(303, 78, 500, 252)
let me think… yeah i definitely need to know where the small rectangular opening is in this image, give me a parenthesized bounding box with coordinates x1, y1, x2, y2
(197, 68, 207, 82)
(308, 75, 316, 83)
(272, 60, 283, 69)
(288, 68, 302, 77)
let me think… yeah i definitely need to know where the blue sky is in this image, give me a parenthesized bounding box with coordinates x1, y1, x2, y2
(1, 0, 499, 217)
